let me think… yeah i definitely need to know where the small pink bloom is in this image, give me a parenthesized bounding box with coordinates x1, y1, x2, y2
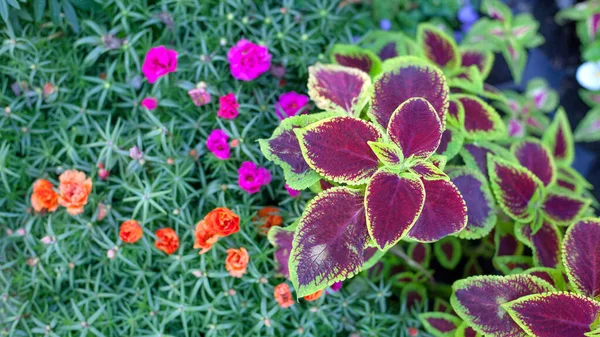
(16, 228, 26, 236)
(192, 270, 203, 278)
(129, 146, 143, 160)
(99, 168, 110, 181)
(238, 161, 271, 194)
(206, 129, 230, 160)
(142, 46, 178, 84)
(188, 86, 211, 106)
(227, 39, 272, 81)
(141, 97, 158, 110)
(107, 248, 116, 259)
(27, 257, 39, 267)
(275, 91, 310, 120)
(330, 281, 343, 292)
(285, 184, 300, 198)
(217, 93, 239, 119)
(230, 139, 240, 148)
(41, 235, 55, 245)
(97, 203, 108, 221)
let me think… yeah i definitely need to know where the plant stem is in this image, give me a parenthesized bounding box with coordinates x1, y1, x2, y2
(390, 246, 435, 285)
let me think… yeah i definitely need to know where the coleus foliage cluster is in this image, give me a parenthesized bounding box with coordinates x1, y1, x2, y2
(260, 19, 520, 297)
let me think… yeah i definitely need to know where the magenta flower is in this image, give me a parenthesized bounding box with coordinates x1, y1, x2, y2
(275, 91, 310, 120)
(140, 97, 158, 110)
(217, 93, 239, 119)
(141, 46, 178, 84)
(330, 281, 343, 292)
(238, 161, 271, 194)
(284, 184, 300, 198)
(188, 84, 211, 107)
(206, 129, 230, 160)
(227, 39, 272, 81)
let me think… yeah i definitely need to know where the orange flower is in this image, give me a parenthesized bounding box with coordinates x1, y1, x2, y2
(193, 220, 220, 254)
(119, 220, 143, 243)
(274, 283, 294, 308)
(205, 207, 240, 237)
(254, 206, 283, 235)
(31, 179, 59, 212)
(303, 290, 323, 302)
(58, 170, 92, 215)
(225, 247, 249, 278)
(155, 228, 179, 255)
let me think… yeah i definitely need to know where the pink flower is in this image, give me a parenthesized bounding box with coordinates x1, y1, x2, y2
(275, 91, 310, 120)
(188, 85, 211, 106)
(129, 146, 143, 160)
(217, 93, 239, 119)
(142, 46, 178, 84)
(508, 119, 525, 137)
(141, 97, 158, 110)
(227, 39, 272, 81)
(206, 129, 230, 160)
(285, 184, 300, 198)
(238, 161, 271, 194)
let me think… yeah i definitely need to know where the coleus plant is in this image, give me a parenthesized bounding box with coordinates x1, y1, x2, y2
(462, 0, 544, 84)
(494, 78, 559, 138)
(451, 218, 600, 337)
(261, 57, 472, 297)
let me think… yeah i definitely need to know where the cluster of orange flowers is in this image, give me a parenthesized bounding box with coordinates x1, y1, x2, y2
(273, 283, 324, 309)
(253, 206, 283, 235)
(31, 170, 93, 216)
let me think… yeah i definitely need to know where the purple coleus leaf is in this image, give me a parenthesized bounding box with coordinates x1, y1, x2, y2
(406, 178, 468, 242)
(408, 242, 431, 268)
(542, 108, 574, 167)
(511, 139, 556, 187)
(451, 274, 555, 337)
(456, 94, 506, 140)
(482, 0, 513, 23)
(447, 99, 465, 126)
(502, 292, 600, 337)
(488, 155, 544, 223)
(541, 192, 590, 226)
(307, 63, 372, 116)
(412, 161, 448, 181)
(460, 48, 494, 79)
(434, 236, 462, 270)
(436, 126, 465, 160)
(289, 187, 369, 297)
(267, 223, 297, 279)
(367, 141, 402, 167)
(387, 97, 443, 160)
(447, 166, 497, 239)
(330, 44, 382, 76)
(296, 116, 382, 185)
(522, 267, 566, 290)
(418, 312, 462, 336)
(495, 229, 523, 257)
(514, 221, 562, 268)
(457, 322, 483, 337)
(563, 219, 600, 299)
(417, 23, 460, 71)
(370, 56, 449, 129)
(259, 112, 338, 190)
(365, 170, 425, 250)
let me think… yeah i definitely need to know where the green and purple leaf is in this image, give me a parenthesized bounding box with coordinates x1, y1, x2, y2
(460, 48, 494, 79)
(542, 108, 574, 166)
(456, 94, 506, 140)
(514, 221, 562, 268)
(370, 56, 449, 128)
(408, 242, 432, 268)
(412, 160, 449, 181)
(522, 267, 566, 290)
(434, 298, 453, 314)
(419, 312, 462, 337)
(434, 236, 463, 270)
(296, 116, 382, 185)
(307, 63, 372, 116)
(448, 166, 497, 239)
(488, 155, 544, 223)
(456, 322, 483, 337)
(449, 66, 484, 94)
(330, 44, 382, 77)
(406, 178, 468, 242)
(502, 292, 600, 337)
(482, 0, 513, 23)
(267, 223, 297, 279)
(289, 187, 369, 297)
(436, 127, 465, 160)
(511, 139, 556, 187)
(451, 274, 554, 337)
(495, 255, 534, 275)
(563, 219, 600, 299)
(365, 170, 425, 250)
(367, 141, 402, 167)
(259, 113, 338, 190)
(447, 99, 465, 126)
(417, 24, 460, 71)
(387, 97, 443, 160)
(541, 192, 590, 226)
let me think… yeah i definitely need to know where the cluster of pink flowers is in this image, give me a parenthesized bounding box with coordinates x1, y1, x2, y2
(238, 162, 271, 194)
(206, 130, 230, 160)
